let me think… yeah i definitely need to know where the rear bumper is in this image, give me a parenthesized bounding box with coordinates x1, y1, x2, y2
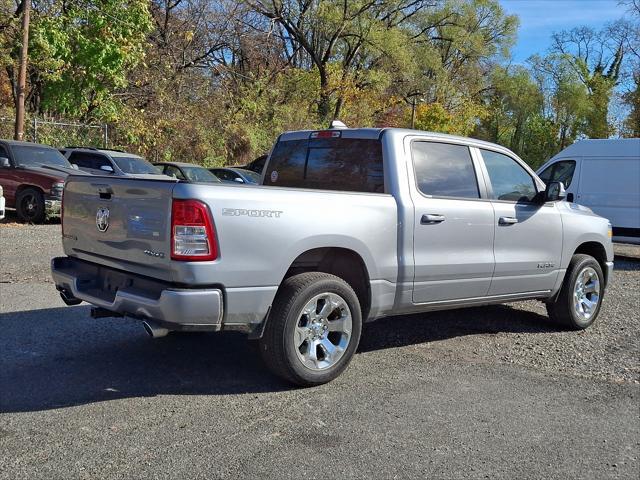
(51, 256, 223, 329)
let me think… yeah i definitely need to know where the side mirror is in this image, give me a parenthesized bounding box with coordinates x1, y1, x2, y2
(71, 163, 79, 170)
(544, 181, 566, 202)
(233, 177, 245, 183)
(0, 157, 10, 167)
(100, 165, 114, 173)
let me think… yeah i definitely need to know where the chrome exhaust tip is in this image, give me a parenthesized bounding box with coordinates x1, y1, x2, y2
(142, 320, 169, 338)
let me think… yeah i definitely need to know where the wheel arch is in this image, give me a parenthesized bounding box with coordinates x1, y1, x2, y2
(281, 247, 372, 321)
(16, 184, 45, 196)
(573, 241, 608, 283)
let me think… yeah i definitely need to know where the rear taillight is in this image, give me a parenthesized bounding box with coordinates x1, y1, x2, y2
(171, 199, 218, 261)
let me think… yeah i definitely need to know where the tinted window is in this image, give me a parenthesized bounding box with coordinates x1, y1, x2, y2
(69, 152, 109, 170)
(68, 152, 91, 168)
(411, 142, 479, 198)
(540, 160, 576, 188)
(264, 140, 307, 186)
(92, 155, 112, 170)
(481, 149, 537, 202)
(264, 137, 384, 193)
(12, 145, 71, 168)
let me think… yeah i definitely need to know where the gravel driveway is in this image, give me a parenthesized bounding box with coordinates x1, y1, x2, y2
(1, 222, 638, 479)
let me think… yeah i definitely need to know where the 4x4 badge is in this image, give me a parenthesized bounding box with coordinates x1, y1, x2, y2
(96, 207, 110, 232)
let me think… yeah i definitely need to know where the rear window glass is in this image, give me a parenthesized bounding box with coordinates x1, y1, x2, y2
(264, 137, 384, 193)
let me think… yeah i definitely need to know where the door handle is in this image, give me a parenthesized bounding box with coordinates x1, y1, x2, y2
(421, 214, 445, 224)
(498, 216, 518, 225)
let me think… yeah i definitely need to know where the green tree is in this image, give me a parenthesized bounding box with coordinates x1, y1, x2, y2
(551, 25, 625, 138)
(26, 0, 152, 121)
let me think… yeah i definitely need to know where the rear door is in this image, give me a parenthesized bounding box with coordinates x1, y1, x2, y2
(477, 148, 562, 296)
(409, 140, 495, 303)
(63, 176, 177, 279)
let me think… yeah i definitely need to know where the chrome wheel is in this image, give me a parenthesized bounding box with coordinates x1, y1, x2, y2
(294, 292, 352, 371)
(573, 266, 600, 321)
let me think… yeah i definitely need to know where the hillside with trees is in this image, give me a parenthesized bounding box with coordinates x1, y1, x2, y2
(1, 0, 638, 167)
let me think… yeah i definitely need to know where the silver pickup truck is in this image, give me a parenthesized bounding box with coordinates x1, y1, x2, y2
(52, 127, 614, 385)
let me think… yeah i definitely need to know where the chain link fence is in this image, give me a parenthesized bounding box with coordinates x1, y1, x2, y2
(0, 117, 108, 148)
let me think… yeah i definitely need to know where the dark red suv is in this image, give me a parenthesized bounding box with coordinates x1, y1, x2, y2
(0, 139, 82, 223)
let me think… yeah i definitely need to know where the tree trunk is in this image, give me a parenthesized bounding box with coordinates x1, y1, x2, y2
(317, 67, 331, 122)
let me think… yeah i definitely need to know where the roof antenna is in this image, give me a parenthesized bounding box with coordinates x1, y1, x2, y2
(329, 120, 348, 129)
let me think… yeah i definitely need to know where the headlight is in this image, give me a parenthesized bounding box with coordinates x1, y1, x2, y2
(608, 223, 613, 238)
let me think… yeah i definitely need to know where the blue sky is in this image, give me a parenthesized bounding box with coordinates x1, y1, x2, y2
(501, 0, 628, 63)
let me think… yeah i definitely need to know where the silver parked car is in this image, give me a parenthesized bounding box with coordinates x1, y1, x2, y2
(60, 147, 162, 176)
(52, 126, 613, 386)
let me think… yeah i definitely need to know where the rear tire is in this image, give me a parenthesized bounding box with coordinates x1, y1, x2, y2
(259, 272, 362, 386)
(546, 254, 605, 330)
(16, 188, 46, 224)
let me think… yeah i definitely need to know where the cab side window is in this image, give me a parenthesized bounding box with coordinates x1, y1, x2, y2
(411, 142, 480, 199)
(481, 149, 538, 203)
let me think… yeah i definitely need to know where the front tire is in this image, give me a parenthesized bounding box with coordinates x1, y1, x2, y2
(259, 272, 362, 386)
(546, 254, 605, 329)
(16, 188, 45, 224)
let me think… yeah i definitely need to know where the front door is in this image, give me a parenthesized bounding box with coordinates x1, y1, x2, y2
(478, 148, 563, 296)
(410, 141, 495, 303)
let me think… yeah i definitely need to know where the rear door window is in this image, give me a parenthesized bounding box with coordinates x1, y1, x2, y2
(264, 137, 384, 193)
(411, 142, 479, 198)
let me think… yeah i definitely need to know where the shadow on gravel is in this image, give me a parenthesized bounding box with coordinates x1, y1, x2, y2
(0, 211, 61, 225)
(0, 302, 559, 413)
(359, 304, 555, 353)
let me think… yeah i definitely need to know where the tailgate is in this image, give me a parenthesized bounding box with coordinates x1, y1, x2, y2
(62, 175, 177, 278)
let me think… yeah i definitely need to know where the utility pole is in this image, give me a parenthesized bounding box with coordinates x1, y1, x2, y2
(406, 91, 423, 130)
(411, 97, 417, 129)
(14, 0, 31, 141)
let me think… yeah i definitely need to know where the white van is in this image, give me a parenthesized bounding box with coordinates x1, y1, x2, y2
(537, 139, 640, 244)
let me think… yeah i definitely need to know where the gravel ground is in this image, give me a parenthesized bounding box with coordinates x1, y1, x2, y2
(1, 220, 639, 478)
(2, 221, 639, 384)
